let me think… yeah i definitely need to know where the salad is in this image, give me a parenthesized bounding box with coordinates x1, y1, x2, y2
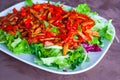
(0, 0, 114, 70)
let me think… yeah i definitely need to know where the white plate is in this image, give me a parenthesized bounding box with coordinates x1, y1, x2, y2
(0, 0, 115, 75)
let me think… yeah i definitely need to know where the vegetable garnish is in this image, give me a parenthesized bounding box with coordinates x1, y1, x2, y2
(0, 1, 114, 70)
(25, 0, 33, 6)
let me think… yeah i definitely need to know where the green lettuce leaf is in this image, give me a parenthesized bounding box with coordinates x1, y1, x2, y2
(43, 20, 59, 34)
(12, 39, 30, 54)
(0, 29, 7, 43)
(42, 55, 70, 69)
(92, 19, 113, 41)
(67, 45, 87, 69)
(76, 3, 98, 16)
(29, 43, 44, 57)
(105, 29, 114, 41)
(34, 55, 70, 69)
(76, 3, 90, 14)
(6, 34, 15, 50)
(25, 0, 33, 6)
(30, 44, 62, 58)
(11, 38, 22, 48)
(89, 36, 100, 46)
(50, 25, 59, 34)
(34, 45, 88, 69)
(89, 18, 114, 47)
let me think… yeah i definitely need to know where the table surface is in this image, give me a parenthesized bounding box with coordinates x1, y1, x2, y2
(0, 0, 120, 80)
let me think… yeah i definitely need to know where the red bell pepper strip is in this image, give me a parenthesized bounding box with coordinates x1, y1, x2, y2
(24, 18, 32, 29)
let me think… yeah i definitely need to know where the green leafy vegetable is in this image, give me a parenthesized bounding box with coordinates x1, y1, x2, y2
(89, 37, 100, 45)
(0, 29, 30, 54)
(41, 56, 68, 65)
(92, 19, 113, 41)
(74, 35, 79, 40)
(12, 39, 30, 54)
(35, 55, 70, 69)
(48, 0, 50, 3)
(76, 3, 98, 17)
(29, 43, 44, 57)
(25, 0, 33, 6)
(6, 33, 15, 50)
(54, 1, 61, 6)
(78, 24, 82, 32)
(51, 57, 70, 69)
(43, 20, 49, 27)
(76, 3, 90, 14)
(105, 29, 114, 41)
(0, 29, 6, 43)
(34, 45, 88, 69)
(30, 43, 62, 58)
(50, 25, 59, 34)
(43, 20, 59, 33)
(11, 38, 22, 48)
(67, 45, 87, 69)
(34, 58, 43, 66)
(89, 18, 114, 47)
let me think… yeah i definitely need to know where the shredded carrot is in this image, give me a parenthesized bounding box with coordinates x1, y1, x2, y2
(86, 30, 100, 37)
(63, 43, 69, 56)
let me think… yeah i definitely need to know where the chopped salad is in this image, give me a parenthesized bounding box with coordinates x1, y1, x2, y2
(0, 0, 113, 70)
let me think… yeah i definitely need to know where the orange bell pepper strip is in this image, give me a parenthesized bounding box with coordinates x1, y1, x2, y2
(63, 43, 69, 56)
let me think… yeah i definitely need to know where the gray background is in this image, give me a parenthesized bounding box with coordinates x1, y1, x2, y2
(0, 0, 120, 80)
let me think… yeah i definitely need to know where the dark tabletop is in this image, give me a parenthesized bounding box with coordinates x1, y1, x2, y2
(0, 0, 120, 80)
